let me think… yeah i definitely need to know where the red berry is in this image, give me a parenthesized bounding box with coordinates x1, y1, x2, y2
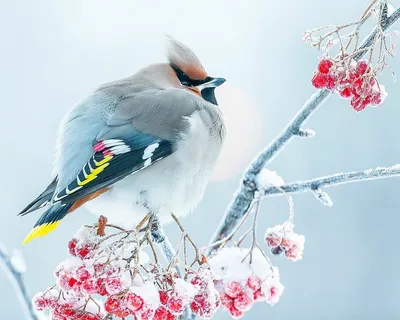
(247, 277, 261, 291)
(225, 281, 243, 299)
(326, 74, 338, 90)
(154, 306, 168, 320)
(228, 305, 244, 319)
(68, 239, 78, 256)
(351, 96, 367, 112)
(159, 290, 169, 305)
(125, 292, 143, 312)
(371, 92, 382, 106)
(114, 309, 130, 318)
(220, 293, 234, 309)
(61, 308, 78, 317)
(96, 279, 108, 296)
(76, 267, 90, 282)
(339, 87, 352, 98)
(82, 279, 98, 294)
(33, 296, 52, 311)
(312, 73, 328, 89)
(318, 59, 333, 74)
(253, 288, 264, 301)
(265, 234, 281, 247)
(369, 77, 376, 86)
(68, 277, 78, 288)
(104, 296, 120, 313)
(76, 247, 90, 259)
(190, 301, 199, 313)
(234, 293, 254, 312)
(167, 296, 184, 315)
(356, 60, 371, 75)
(105, 276, 124, 295)
(154, 306, 176, 320)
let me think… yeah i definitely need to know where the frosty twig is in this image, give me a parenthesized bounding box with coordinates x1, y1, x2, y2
(260, 164, 400, 198)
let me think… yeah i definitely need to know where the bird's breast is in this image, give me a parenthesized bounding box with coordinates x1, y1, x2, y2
(85, 111, 224, 227)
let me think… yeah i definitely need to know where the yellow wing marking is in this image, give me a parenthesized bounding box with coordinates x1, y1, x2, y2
(78, 162, 110, 186)
(94, 155, 113, 167)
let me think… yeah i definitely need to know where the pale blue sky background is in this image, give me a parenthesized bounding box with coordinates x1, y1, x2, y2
(1, 0, 400, 319)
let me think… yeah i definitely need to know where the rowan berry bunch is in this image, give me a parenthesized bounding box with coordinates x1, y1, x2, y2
(33, 219, 227, 320)
(265, 223, 305, 261)
(311, 56, 387, 112)
(304, 1, 397, 112)
(209, 247, 284, 319)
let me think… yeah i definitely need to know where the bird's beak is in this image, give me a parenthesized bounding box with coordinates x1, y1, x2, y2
(204, 77, 226, 88)
(196, 77, 226, 92)
(197, 77, 226, 106)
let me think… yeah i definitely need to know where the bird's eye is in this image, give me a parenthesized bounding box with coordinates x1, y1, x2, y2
(171, 64, 193, 87)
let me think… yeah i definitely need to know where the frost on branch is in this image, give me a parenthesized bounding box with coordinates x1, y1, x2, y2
(312, 188, 334, 207)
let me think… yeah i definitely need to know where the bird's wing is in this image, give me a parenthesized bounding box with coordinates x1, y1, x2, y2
(52, 88, 198, 207)
(21, 87, 199, 244)
(18, 176, 58, 216)
(52, 129, 173, 207)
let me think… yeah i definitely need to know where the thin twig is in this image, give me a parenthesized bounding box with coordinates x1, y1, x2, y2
(0, 244, 37, 320)
(171, 214, 201, 264)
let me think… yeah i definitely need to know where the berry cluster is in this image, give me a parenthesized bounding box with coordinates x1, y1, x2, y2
(209, 247, 284, 319)
(311, 57, 387, 112)
(190, 266, 221, 319)
(34, 225, 293, 319)
(33, 289, 104, 320)
(34, 227, 224, 320)
(265, 223, 305, 261)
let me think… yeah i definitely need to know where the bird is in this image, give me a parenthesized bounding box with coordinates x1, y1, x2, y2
(19, 37, 226, 244)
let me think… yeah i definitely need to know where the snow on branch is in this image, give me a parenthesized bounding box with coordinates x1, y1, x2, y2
(209, 3, 400, 250)
(0, 243, 37, 320)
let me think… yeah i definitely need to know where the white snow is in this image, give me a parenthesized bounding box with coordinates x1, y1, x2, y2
(174, 278, 198, 303)
(209, 247, 273, 282)
(131, 281, 161, 309)
(256, 169, 285, 190)
(388, 2, 396, 15)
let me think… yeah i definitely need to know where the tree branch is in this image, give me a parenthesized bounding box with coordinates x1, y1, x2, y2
(208, 6, 400, 252)
(261, 164, 400, 197)
(150, 218, 176, 263)
(0, 244, 37, 320)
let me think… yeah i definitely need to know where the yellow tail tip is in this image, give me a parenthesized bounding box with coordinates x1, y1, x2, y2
(22, 221, 61, 245)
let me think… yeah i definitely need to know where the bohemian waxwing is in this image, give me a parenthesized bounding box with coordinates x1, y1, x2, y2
(20, 37, 226, 244)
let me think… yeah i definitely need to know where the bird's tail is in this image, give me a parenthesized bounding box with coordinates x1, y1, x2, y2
(22, 203, 72, 245)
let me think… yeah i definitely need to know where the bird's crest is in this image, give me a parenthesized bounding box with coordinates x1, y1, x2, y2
(167, 36, 208, 80)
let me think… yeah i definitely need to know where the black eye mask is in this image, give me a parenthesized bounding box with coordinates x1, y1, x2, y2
(170, 64, 213, 87)
(170, 64, 218, 105)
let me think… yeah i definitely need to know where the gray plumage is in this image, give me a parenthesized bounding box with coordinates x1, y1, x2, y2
(47, 37, 226, 227)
